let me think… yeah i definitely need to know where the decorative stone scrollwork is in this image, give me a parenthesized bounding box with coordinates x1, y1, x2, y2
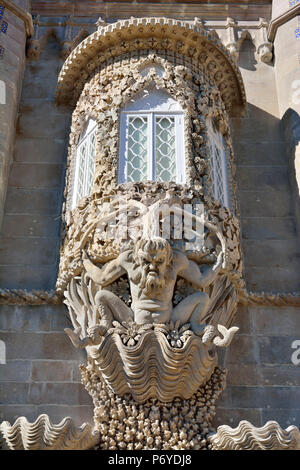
(0, 415, 99, 450)
(209, 420, 300, 450)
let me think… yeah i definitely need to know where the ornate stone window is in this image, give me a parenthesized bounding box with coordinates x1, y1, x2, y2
(118, 87, 185, 184)
(207, 119, 229, 208)
(72, 119, 97, 208)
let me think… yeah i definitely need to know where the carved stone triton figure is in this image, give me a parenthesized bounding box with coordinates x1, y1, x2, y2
(82, 237, 223, 335)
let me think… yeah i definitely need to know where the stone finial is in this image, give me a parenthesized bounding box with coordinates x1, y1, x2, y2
(96, 16, 107, 30)
(256, 17, 273, 63)
(225, 17, 238, 61)
(26, 39, 41, 59)
(26, 14, 41, 59)
(257, 43, 273, 63)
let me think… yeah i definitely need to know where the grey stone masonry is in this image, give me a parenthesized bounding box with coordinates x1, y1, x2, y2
(215, 303, 300, 429)
(0, 304, 93, 425)
(0, 1, 29, 230)
(232, 36, 300, 293)
(0, 34, 72, 290)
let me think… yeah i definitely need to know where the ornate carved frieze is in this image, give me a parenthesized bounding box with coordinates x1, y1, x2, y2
(55, 17, 246, 112)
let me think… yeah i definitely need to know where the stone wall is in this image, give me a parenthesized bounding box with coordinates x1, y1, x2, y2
(0, 303, 93, 425)
(232, 38, 300, 293)
(215, 303, 300, 429)
(0, 34, 71, 289)
(0, 2, 300, 431)
(0, 0, 31, 230)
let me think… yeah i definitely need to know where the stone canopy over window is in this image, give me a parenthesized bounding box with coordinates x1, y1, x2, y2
(62, 17, 244, 215)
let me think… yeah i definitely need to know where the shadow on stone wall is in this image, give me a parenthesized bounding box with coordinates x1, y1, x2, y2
(232, 103, 300, 293)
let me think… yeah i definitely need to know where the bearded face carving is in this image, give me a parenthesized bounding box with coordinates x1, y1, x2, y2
(133, 238, 172, 296)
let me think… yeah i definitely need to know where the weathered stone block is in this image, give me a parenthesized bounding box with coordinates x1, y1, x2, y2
(0, 405, 37, 423)
(5, 188, 61, 215)
(232, 117, 283, 143)
(28, 383, 92, 406)
(18, 101, 71, 139)
(8, 163, 63, 189)
(243, 240, 300, 268)
(258, 336, 300, 365)
(213, 408, 262, 428)
(239, 190, 293, 218)
(35, 405, 94, 426)
(0, 360, 31, 382)
(0, 332, 80, 361)
(241, 217, 297, 241)
(31, 361, 74, 382)
(0, 214, 60, 238)
(0, 305, 63, 332)
(259, 366, 300, 387)
(251, 306, 300, 335)
(0, 265, 57, 290)
(237, 167, 290, 192)
(0, 382, 29, 404)
(0, 237, 58, 265)
(226, 335, 258, 364)
(234, 142, 286, 166)
(234, 304, 252, 335)
(14, 138, 66, 164)
(230, 385, 300, 410)
(227, 364, 262, 386)
(261, 409, 300, 429)
(244, 267, 300, 292)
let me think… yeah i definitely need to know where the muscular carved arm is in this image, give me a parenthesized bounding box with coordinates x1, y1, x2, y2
(82, 251, 127, 287)
(178, 251, 223, 289)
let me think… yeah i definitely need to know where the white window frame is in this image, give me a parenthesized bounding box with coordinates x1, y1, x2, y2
(119, 111, 185, 184)
(72, 119, 97, 209)
(207, 120, 229, 208)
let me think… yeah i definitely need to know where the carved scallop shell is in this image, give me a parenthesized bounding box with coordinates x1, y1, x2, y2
(209, 420, 300, 450)
(0, 414, 99, 450)
(91, 329, 217, 402)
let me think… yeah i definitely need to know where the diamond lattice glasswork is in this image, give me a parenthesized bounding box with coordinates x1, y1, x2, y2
(119, 87, 185, 185)
(73, 120, 97, 207)
(208, 121, 228, 207)
(155, 116, 176, 182)
(127, 116, 148, 182)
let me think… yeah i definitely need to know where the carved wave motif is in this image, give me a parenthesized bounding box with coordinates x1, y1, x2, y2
(0, 414, 99, 450)
(92, 330, 217, 403)
(209, 420, 300, 450)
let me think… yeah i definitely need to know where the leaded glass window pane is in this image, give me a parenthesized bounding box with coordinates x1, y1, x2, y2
(119, 88, 185, 185)
(155, 116, 176, 182)
(208, 121, 228, 207)
(73, 120, 97, 208)
(127, 116, 148, 182)
(214, 146, 226, 206)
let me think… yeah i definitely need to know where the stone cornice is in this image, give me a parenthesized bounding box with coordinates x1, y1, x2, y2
(268, 4, 300, 42)
(2, 0, 33, 37)
(30, 1, 272, 21)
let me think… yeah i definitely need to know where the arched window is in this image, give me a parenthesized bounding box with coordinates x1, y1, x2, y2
(118, 87, 185, 184)
(207, 119, 229, 208)
(72, 119, 97, 208)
